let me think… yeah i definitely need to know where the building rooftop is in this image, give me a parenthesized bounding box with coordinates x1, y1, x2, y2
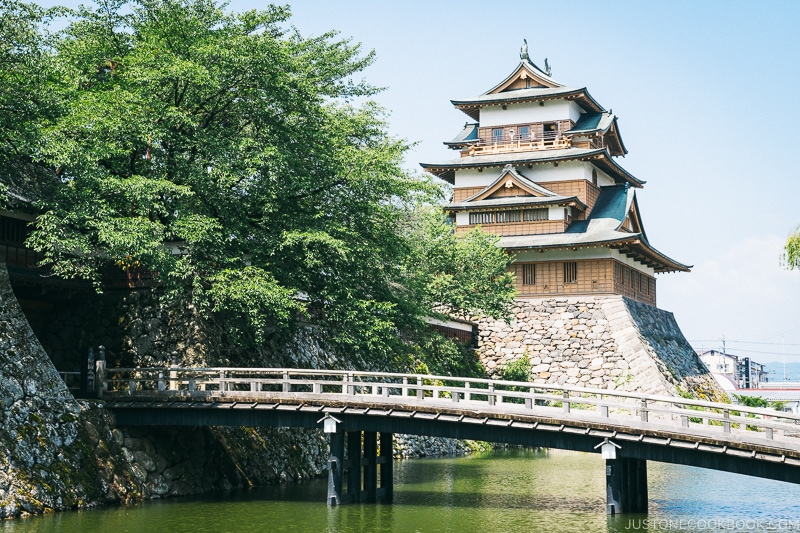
(499, 185, 690, 273)
(421, 147, 644, 187)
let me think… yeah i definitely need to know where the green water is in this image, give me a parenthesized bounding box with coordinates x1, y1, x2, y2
(3, 450, 800, 532)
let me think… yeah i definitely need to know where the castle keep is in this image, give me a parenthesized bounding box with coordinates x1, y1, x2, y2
(421, 44, 689, 307)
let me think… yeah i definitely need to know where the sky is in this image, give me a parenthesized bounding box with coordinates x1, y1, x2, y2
(34, 1, 800, 366)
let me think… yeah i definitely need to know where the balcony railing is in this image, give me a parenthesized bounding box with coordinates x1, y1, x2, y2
(465, 132, 603, 156)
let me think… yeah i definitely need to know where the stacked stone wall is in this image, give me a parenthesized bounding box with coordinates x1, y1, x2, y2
(475, 295, 724, 400)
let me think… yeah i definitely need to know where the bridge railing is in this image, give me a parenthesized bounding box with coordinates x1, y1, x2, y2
(101, 366, 800, 443)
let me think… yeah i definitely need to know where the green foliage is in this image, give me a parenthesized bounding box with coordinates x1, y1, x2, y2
(2, 0, 516, 370)
(0, 0, 64, 205)
(732, 394, 769, 408)
(404, 208, 516, 320)
(410, 333, 485, 379)
(733, 393, 784, 412)
(501, 356, 532, 404)
(784, 226, 800, 270)
(502, 356, 532, 383)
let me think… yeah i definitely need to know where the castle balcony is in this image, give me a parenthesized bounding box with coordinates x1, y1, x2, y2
(463, 132, 604, 157)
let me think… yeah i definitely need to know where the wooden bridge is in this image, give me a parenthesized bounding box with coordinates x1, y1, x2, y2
(95, 365, 800, 514)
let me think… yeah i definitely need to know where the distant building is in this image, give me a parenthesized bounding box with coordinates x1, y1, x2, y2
(698, 350, 767, 389)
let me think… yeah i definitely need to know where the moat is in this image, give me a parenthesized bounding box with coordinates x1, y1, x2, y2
(3, 449, 800, 533)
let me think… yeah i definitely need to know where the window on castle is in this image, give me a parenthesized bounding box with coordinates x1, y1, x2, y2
(543, 122, 557, 139)
(492, 128, 504, 143)
(630, 270, 637, 289)
(523, 208, 548, 221)
(563, 262, 577, 284)
(592, 169, 598, 186)
(496, 210, 521, 223)
(469, 212, 494, 225)
(519, 126, 530, 140)
(522, 263, 536, 285)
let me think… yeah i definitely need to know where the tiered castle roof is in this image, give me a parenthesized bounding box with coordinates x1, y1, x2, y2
(420, 44, 689, 282)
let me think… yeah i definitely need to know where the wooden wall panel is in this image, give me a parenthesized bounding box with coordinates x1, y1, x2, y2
(537, 180, 600, 213)
(452, 187, 484, 202)
(511, 258, 656, 306)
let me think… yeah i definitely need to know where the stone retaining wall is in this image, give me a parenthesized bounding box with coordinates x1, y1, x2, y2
(475, 296, 724, 400)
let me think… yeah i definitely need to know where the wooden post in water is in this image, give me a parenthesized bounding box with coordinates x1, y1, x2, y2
(379, 432, 393, 503)
(606, 457, 648, 514)
(327, 429, 345, 506)
(362, 431, 378, 502)
(347, 431, 361, 503)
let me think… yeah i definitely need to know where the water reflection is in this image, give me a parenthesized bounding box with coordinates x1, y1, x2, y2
(3, 449, 800, 533)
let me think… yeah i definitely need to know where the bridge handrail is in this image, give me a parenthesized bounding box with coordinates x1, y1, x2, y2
(101, 366, 800, 428)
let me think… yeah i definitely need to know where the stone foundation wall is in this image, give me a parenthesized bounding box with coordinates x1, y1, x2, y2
(475, 296, 724, 400)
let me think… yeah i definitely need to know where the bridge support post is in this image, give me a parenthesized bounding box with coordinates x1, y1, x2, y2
(346, 431, 361, 503)
(363, 431, 378, 502)
(379, 432, 393, 503)
(327, 429, 345, 506)
(606, 458, 648, 514)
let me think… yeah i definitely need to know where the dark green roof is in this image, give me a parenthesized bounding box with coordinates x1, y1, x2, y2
(501, 184, 690, 272)
(444, 123, 479, 146)
(570, 112, 606, 132)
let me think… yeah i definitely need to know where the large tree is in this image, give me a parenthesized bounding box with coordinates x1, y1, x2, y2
(3, 0, 514, 370)
(0, 0, 62, 205)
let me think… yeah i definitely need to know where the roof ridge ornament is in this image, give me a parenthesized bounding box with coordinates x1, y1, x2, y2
(544, 58, 552, 77)
(520, 39, 529, 62)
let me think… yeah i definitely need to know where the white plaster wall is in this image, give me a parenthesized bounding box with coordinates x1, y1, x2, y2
(517, 161, 584, 182)
(581, 164, 615, 186)
(454, 160, 615, 189)
(454, 168, 501, 188)
(455, 212, 469, 225)
(611, 249, 656, 276)
(480, 100, 582, 127)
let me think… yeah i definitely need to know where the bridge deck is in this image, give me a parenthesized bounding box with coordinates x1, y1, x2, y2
(98, 366, 800, 485)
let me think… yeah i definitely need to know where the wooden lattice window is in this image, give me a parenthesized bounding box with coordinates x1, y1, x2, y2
(469, 212, 494, 225)
(522, 264, 536, 285)
(496, 210, 521, 223)
(615, 262, 623, 282)
(523, 208, 548, 221)
(563, 262, 577, 284)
